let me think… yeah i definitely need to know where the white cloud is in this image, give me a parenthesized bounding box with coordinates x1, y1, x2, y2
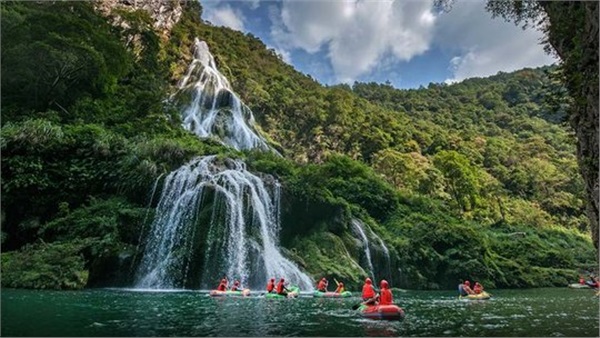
(436, 0, 557, 83)
(204, 4, 246, 31)
(270, 0, 436, 83)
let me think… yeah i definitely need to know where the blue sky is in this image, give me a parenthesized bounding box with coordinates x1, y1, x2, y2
(200, 0, 557, 89)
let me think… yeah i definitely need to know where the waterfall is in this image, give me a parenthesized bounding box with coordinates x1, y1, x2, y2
(351, 218, 392, 283)
(135, 38, 312, 290)
(370, 227, 392, 284)
(135, 157, 313, 290)
(351, 219, 375, 280)
(173, 38, 270, 151)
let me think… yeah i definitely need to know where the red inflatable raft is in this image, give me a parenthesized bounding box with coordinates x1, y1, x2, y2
(358, 304, 405, 320)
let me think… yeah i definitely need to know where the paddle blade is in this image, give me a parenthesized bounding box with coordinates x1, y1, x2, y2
(352, 303, 361, 310)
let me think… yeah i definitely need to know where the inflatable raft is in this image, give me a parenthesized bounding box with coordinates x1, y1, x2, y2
(209, 289, 251, 297)
(568, 283, 593, 289)
(313, 291, 352, 298)
(460, 291, 491, 300)
(357, 304, 405, 320)
(265, 286, 299, 299)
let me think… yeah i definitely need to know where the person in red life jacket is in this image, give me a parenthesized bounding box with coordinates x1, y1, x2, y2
(462, 280, 475, 295)
(362, 278, 378, 304)
(266, 278, 276, 293)
(230, 280, 241, 291)
(276, 278, 290, 296)
(334, 281, 345, 293)
(378, 280, 393, 305)
(473, 281, 483, 294)
(579, 275, 586, 285)
(217, 278, 227, 291)
(317, 278, 328, 292)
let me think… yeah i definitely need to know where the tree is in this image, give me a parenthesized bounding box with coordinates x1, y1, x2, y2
(485, 1, 598, 250)
(432, 150, 480, 212)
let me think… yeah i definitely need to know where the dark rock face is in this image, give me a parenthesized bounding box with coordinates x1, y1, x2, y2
(542, 2, 599, 250)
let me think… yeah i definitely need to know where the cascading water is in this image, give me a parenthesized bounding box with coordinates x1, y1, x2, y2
(135, 39, 312, 290)
(350, 218, 392, 283)
(351, 219, 375, 280)
(172, 38, 269, 151)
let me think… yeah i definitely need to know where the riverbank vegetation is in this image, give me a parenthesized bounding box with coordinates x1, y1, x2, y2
(1, 1, 596, 290)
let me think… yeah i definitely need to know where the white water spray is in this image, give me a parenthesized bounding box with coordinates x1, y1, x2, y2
(173, 38, 269, 151)
(135, 156, 313, 290)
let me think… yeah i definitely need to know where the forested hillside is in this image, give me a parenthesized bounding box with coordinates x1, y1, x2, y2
(1, 1, 596, 291)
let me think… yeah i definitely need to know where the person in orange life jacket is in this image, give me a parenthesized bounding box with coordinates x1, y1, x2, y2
(230, 280, 241, 291)
(378, 280, 393, 305)
(217, 278, 227, 291)
(473, 282, 483, 294)
(362, 278, 378, 304)
(276, 278, 289, 296)
(317, 278, 328, 292)
(462, 280, 475, 295)
(266, 278, 276, 293)
(334, 281, 345, 293)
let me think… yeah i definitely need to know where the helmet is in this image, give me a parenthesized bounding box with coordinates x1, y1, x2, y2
(464, 280, 470, 286)
(234, 281, 240, 285)
(270, 278, 275, 282)
(365, 278, 372, 284)
(280, 278, 285, 282)
(380, 280, 389, 288)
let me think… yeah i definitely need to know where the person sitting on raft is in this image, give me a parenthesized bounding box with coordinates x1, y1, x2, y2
(378, 280, 393, 305)
(473, 282, 484, 294)
(458, 279, 468, 296)
(362, 278, 378, 305)
(276, 278, 290, 296)
(317, 278, 328, 292)
(230, 280, 241, 291)
(217, 278, 227, 291)
(334, 281, 345, 294)
(462, 280, 475, 295)
(266, 278, 276, 293)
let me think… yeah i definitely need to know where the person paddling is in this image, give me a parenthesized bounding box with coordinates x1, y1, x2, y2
(462, 280, 475, 295)
(362, 278, 378, 305)
(276, 278, 289, 296)
(230, 280, 241, 291)
(334, 281, 345, 294)
(317, 278, 328, 292)
(378, 280, 393, 305)
(217, 278, 227, 291)
(266, 278, 276, 293)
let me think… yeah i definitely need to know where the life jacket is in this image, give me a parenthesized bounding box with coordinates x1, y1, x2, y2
(335, 285, 344, 293)
(317, 280, 327, 292)
(362, 284, 376, 299)
(379, 288, 393, 305)
(267, 282, 275, 292)
(217, 283, 226, 291)
(276, 281, 285, 294)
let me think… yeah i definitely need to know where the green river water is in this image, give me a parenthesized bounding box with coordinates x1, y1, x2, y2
(1, 287, 598, 337)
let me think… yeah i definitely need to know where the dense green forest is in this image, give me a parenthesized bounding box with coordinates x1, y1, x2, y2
(1, 1, 596, 291)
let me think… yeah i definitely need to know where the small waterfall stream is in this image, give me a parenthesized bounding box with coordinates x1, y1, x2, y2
(350, 218, 392, 283)
(351, 219, 375, 280)
(135, 39, 312, 290)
